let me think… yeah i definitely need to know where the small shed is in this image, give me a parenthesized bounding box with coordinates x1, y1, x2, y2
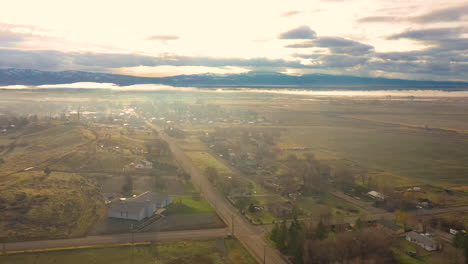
(367, 190, 385, 200)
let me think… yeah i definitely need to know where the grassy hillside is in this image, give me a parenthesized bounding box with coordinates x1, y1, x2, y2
(0, 171, 105, 242)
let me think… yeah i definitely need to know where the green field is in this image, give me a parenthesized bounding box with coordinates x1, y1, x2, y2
(297, 192, 367, 217)
(165, 195, 216, 214)
(175, 135, 209, 151)
(186, 151, 233, 176)
(0, 238, 258, 264)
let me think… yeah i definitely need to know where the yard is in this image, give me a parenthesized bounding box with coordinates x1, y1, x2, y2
(186, 151, 233, 177)
(297, 192, 368, 218)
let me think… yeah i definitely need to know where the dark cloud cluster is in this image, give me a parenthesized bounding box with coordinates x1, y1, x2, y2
(286, 36, 374, 55)
(279, 26, 317, 39)
(411, 4, 468, 23)
(279, 23, 467, 80)
(387, 27, 463, 41)
(0, 49, 307, 71)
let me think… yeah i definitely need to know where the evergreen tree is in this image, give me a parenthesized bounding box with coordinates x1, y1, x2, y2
(248, 203, 256, 213)
(355, 218, 365, 230)
(287, 219, 303, 260)
(44, 167, 52, 176)
(453, 232, 468, 264)
(270, 222, 279, 245)
(277, 220, 288, 252)
(315, 220, 328, 240)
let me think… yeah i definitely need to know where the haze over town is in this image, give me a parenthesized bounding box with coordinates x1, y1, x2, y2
(1, 1, 468, 264)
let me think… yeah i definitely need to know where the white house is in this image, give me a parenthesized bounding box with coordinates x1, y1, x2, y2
(134, 159, 153, 169)
(367, 190, 385, 200)
(108, 191, 172, 221)
(405, 231, 439, 251)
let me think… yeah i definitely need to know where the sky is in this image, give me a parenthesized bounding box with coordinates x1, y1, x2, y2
(0, 0, 467, 81)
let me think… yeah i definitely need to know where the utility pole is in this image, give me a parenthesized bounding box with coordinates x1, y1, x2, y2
(231, 214, 235, 237)
(131, 224, 135, 264)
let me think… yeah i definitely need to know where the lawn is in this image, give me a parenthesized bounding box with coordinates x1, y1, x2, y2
(165, 195, 215, 214)
(0, 238, 258, 264)
(186, 151, 233, 176)
(174, 136, 208, 151)
(297, 192, 367, 218)
(392, 237, 434, 264)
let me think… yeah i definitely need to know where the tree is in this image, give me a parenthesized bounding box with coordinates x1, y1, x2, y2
(287, 218, 304, 263)
(122, 174, 133, 197)
(205, 166, 218, 182)
(315, 221, 328, 240)
(395, 210, 409, 228)
(270, 222, 279, 244)
(277, 220, 288, 252)
(355, 218, 365, 230)
(44, 167, 52, 176)
(335, 167, 355, 189)
(235, 196, 251, 211)
(453, 232, 468, 264)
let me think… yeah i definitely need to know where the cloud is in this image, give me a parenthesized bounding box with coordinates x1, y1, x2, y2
(147, 35, 180, 42)
(0, 43, 466, 82)
(0, 49, 67, 70)
(356, 16, 399, 23)
(111, 65, 250, 77)
(281, 10, 302, 17)
(0, 82, 198, 92)
(387, 27, 463, 41)
(296, 54, 369, 68)
(279, 26, 317, 39)
(385, 27, 468, 62)
(286, 37, 374, 55)
(0, 30, 26, 43)
(0, 49, 308, 71)
(411, 4, 468, 23)
(358, 4, 468, 24)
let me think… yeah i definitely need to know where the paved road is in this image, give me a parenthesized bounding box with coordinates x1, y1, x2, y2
(411, 206, 468, 216)
(147, 121, 288, 264)
(3, 228, 229, 252)
(331, 191, 468, 218)
(330, 190, 388, 215)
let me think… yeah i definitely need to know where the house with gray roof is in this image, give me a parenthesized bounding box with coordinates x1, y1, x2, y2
(405, 231, 439, 251)
(108, 191, 172, 221)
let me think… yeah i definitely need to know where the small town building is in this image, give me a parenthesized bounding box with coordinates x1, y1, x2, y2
(405, 231, 439, 251)
(134, 159, 153, 169)
(69, 111, 80, 122)
(108, 191, 172, 221)
(367, 190, 385, 200)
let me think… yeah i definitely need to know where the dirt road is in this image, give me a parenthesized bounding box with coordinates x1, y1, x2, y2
(3, 228, 229, 252)
(146, 121, 288, 264)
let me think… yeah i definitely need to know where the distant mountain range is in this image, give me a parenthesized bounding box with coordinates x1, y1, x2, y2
(1, 68, 467, 90)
